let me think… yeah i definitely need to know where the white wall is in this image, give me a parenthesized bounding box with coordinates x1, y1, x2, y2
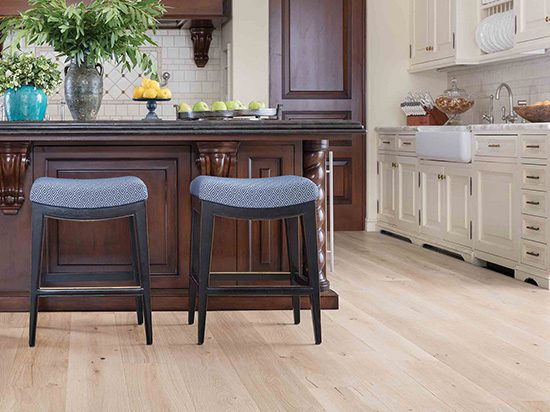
(365, 0, 447, 230)
(228, 0, 269, 105)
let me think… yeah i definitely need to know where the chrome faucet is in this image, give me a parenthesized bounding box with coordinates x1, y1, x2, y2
(482, 94, 494, 124)
(495, 83, 518, 123)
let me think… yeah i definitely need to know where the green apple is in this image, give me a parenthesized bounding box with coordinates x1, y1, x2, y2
(193, 102, 210, 112)
(248, 101, 266, 110)
(211, 101, 228, 111)
(225, 100, 240, 110)
(178, 102, 192, 112)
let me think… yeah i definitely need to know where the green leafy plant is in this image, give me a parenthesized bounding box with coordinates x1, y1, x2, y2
(0, 53, 62, 95)
(0, 0, 166, 75)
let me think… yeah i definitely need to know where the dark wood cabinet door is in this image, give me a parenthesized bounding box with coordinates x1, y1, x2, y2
(32, 146, 191, 289)
(270, 0, 366, 230)
(235, 142, 301, 273)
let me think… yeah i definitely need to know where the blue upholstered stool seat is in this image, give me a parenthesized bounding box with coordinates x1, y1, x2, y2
(30, 176, 148, 209)
(190, 176, 319, 209)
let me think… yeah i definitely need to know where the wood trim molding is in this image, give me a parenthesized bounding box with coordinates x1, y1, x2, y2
(0, 142, 30, 215)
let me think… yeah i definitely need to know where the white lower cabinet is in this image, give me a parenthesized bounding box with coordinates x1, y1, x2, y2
(473, 161, 518, 262)
(377, 129, 550, 289)
(397, 157, 420, 232)
(419, 162, 472, 247)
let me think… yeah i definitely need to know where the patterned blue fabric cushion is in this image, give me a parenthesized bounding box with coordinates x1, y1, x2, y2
(30, 176, 148, 209)
(190, 175, 319, 208)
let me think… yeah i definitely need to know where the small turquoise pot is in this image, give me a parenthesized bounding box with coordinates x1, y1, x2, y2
(4, 85, 48, 121)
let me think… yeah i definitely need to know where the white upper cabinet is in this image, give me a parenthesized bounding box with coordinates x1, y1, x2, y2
(515, 0, 550, 43)
(410, 0, 455, 66)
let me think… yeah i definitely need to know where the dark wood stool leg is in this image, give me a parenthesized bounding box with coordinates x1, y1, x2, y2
(285, 217, 301, 325)
(29, 207, 45, 347)
(188, 208, 200, 325)
(197, 204, 214, 345)
(302, 202, 322, 345)
(129, 216, 144, 325)
(134, 204, 153, 345)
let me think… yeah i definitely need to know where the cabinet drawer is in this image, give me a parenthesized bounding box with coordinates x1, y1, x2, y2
(522, 190, 547, 217)
(522, 165, 546, 190)
(521, 135, 548, 159)
(522, 215, 547, 244)
(521, 240, 547, 270)
(475, 135, 517, 157)
(378, 135, 397, 151)
(397, 135, 416, 153)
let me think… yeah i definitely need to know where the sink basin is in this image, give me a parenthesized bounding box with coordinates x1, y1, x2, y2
(416, 127, 472, 163)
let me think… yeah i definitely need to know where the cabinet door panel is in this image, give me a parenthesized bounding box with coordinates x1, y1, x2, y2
(433, 0, 454, 60)
(474, 162, 517, 260)
(397, 157, 419, 232)
(236, 143, 300, 272)
(444, 166, 471, 247)
(410, 0, 432, 64)
(33, 146, 190, 289)
(419, 164, 445, 238)
(378, 155, 397, 224)
(516, 0, 550, 43)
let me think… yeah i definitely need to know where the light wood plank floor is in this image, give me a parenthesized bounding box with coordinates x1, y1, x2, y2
(1, 232, 549, 412)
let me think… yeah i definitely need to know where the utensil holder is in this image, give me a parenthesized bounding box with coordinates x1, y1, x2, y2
(406, 107, 448, 126)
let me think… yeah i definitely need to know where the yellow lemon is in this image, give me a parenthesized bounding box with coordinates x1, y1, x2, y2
(142, 88, 158, 99)
(133, 86, 145, 99)
(149, 80, 161, 92)
(141, 78, 152, 88)
(158, 88, 172, 99)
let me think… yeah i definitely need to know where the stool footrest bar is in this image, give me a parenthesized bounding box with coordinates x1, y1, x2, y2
(206, 286, 313, 296)
(36, 287, 144, 297)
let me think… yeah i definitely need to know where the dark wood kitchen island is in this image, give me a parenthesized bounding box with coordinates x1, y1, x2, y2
(0, 120, 365, 312)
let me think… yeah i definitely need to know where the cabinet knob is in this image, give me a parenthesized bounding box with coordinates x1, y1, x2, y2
(545, 16, 550, 22)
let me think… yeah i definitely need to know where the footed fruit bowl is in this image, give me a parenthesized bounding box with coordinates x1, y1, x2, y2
(514, 105, 550, 123)
(133, 98, 171, 120)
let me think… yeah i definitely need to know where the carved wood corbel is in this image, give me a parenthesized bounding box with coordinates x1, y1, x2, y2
(189, 20, 215, 68)
(194, 141, 240, 177)
(0, 142, 31, 215)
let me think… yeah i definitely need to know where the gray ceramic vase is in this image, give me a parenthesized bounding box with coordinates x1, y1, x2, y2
(64, 61, 104, 121)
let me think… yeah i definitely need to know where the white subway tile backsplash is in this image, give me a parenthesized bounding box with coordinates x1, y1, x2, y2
(20, 29, 225, 121)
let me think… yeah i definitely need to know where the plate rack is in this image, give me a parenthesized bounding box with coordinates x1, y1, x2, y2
(481, 0, 514, 18)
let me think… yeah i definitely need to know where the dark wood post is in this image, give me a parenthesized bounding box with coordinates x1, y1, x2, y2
(194, 141, 240, 177)
(303, 139, 329, 291)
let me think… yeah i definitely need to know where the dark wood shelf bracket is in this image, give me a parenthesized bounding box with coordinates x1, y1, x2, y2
(189, 20, 215, 68)
(0, 142, 31, 215)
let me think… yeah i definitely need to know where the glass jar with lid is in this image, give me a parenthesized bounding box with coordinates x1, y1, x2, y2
(435, 79, 475, 125)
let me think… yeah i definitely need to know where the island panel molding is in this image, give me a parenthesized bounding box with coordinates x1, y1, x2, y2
(0, 142, 30, 215)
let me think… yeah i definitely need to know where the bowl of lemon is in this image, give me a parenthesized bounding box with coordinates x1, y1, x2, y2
(133, 78, 172, 120)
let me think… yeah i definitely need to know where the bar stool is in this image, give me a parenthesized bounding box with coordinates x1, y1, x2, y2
(189, 175, 322, 345)
(28, 176, 153, 347)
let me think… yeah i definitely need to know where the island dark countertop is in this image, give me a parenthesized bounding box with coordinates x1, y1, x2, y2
(0, 119, 366, 313)
(0, 120, 365, 141)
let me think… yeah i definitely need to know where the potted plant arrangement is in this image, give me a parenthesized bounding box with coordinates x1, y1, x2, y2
(0, 53, 61, 121)
(0, 0, 166, 121)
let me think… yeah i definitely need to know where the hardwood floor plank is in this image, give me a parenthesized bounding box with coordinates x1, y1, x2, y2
(0, 232, 548, 411)
(66, 312, 131, 411)
(0, 313, 71, 412)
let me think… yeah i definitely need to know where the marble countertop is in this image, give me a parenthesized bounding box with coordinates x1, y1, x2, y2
(377, 123, 550, 133)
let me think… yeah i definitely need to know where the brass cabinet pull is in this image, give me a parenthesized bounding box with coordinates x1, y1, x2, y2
(526, 175, 541, 180)
(402, 142, 412, 146)
(526, 251, 540, 257)
(526, 226, 541, 231)
(546, 16, 550, 22)
(526, 201, 541, 205)
(526, 145, 541, 149)
(382, 141, 391, 144)
(488, 144, 501, 148)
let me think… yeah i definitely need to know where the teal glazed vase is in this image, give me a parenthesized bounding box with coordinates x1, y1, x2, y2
(4, 85, 48, 121)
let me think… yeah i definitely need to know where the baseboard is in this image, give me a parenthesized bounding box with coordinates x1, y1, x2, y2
(0, 289, 339, 312)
